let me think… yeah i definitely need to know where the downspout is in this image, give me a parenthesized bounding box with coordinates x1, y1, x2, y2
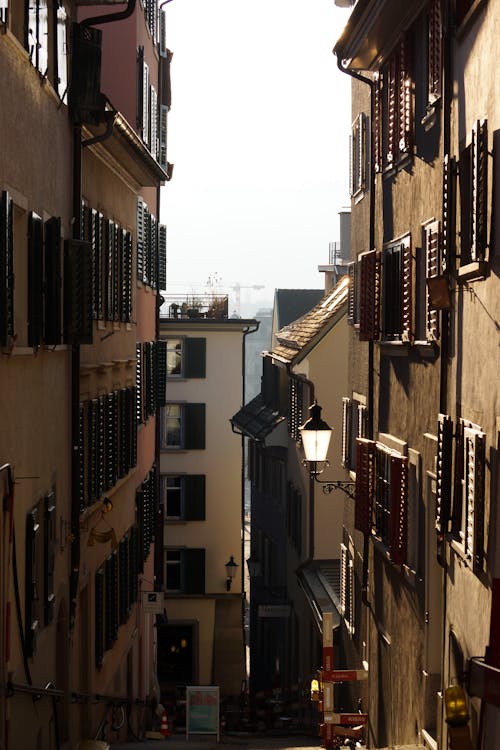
(295, 373, 316, 562)
(80, 0, 136, 28)
(241, 323, 259, 688)
(334, 53, 375, 604)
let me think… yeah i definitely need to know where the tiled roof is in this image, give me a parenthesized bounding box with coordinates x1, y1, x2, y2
(270, 276, 349, 364)
(230, 393, 284, 441)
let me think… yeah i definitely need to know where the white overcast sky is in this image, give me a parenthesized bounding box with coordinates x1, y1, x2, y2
(160, 0, 352, 314)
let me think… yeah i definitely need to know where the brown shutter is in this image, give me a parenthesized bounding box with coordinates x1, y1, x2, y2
(373, 73, 382, 173)
(386, 55, 397, 165)
(389, 455, 408, 564)
(341, 397, 351, 469)
(472, 119, 488, 262)
(359, 250, 380, 341)
(442, 155, 456, 272)
(425, 221, 440, 341)
(401, 236, 413, 342)
(354, 438, 376, 534)
(436, 414, 453, 535)
(428, 0, 442, 104)
(398, 34, 413, 156)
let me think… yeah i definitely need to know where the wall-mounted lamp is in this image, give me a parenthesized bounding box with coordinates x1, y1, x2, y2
(225, 556, 238, 591)
(246, 554, 262, 579)
(299, 401, 355, 499)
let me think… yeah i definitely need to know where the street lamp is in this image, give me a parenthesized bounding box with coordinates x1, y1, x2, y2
(299, 401, 356, 499)
(246, 554, 262, 579)
(225, 556, 238, 591)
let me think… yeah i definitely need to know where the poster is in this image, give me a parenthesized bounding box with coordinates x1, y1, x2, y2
(186, 686, 220, 740)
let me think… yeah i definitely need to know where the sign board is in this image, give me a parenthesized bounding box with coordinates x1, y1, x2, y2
(323, 612, 334, 647)
(323, 646, 334, 680)
(324, 712, 368, 726)
(257, 604, 291, 618)
(323, 683, 334, 712)
(331, 669, 368, 682)
(141, 591, 164, 614)
(186, 686, 220, 740)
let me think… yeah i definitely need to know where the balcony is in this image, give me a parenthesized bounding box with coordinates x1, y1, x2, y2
(161, 295, 229, 320)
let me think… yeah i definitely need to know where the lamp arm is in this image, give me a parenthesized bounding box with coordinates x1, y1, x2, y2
(312, 473, 356, 499)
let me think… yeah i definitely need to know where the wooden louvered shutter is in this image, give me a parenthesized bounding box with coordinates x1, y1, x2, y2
(386, 55, 397, 165)
(95, 568, 104, 667)
(88, 399, 98, 504)
(78, 403, 86, 512)
(347, 262, 356, 325)
(63, 238, 93, 344)
(425, 221, 440, 341)
(464, 426, 486, 568)
(183, 549, 205, 594)
(472, 119, 488, 262)
(143, 206, 151, 286)
(159, 105, 168, 170)
(359, 250, 380, 341)
(43, 491, 56, 626)
(442, 155, 456, 272)
(373, 73, 382, 172)
(341, 397, 351, 469)
(28, 211, 44, 346)
(105, 392, 117, 490)
(122, 231, 132, 322)
(340, 544, 350, 621)
(158, 224, 167, 290)
(136, 342, 143, 424)
(150, 85, 158, 159)
(95, 212, 104, 320)
(155, 339, 167, 408)
(136, 197, 145, 284)
(389, 455, 408, 564)
(184, 337, 206, 378)
(354, 438, 376, 533)
(130, 386, 137, 468)
(451, 420, 464, 534)
(116, 228, 124, 322)
(105, 553, 119, 649)
(436, 414, 453, 535)
(400, 236, 413, 342)
(428, 0, 442, 104)
(398, 35, 412, 157)
(185, 475, 206, 521)
(96, 396, 105, 499)
(0, 191, 14, 347)
(184, 403, 206, 449)
(25, 509, 39, 657)
(44, 217, 62, 345)
(150, 214, 157, 290)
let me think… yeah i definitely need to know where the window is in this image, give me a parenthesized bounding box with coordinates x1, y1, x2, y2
(136, 197, 159, 288)
(350, 112, 368, 199)
(27, 0, 49, 76)
(358, 250, 380, 341)
(28, 211, 43, 346)
(161, 474, 206, 521)
(354, 438, 408, 565)
(135, 340, 167, 423)
(381, 235, 412, 342)
(451, 418, 486, 569)
(165, 337, 206, 378)
(165, 548, 205, 594)
(436, 413, 453, 536)
(375, 34, 413, 172)
(341, 395, 367, 472)
(458, 120, 489, 273)
(161, 403, 206, 450)
(55, 2, 68, 101)
(288, 379, 304, 442)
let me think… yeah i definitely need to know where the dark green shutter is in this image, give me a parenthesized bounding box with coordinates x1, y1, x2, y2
(28, 211, 44, 346)
(63, 238, 93, 344)
(136, 197, 144, 283)
(184, 403, 205, 449)
(123, 231, 132, 322)
(184, 475, 206, 520)
(158, 224, 167, 290)
(155, 339, 167, 407)
(44, 217, 62, 345)
(183, 548, 205, 594)
(184, 338, 206, 378)
(119, 534, 130, 625)
(0, 191, 14, 346)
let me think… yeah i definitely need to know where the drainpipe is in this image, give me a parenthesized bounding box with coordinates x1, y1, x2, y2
(80, 0, 136, 28)
(241, 322, 259, 688)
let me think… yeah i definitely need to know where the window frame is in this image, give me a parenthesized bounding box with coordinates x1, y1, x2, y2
(381, 234, 413, 343)
(350, 112, 368, 200)
(161, 402, 206, 450)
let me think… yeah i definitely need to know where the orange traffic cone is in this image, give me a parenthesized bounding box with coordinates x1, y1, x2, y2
(160, 710, 170, 737)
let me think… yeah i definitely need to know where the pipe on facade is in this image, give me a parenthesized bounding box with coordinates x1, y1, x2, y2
(80, 0, 136, 28)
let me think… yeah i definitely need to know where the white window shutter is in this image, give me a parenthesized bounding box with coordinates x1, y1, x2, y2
(341, 397, 351, 468)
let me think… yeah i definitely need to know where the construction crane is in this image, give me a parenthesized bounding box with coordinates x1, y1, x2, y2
(228, 283, 265, 317)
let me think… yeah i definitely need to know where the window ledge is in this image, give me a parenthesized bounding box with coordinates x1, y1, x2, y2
(378, 340, 410, 357)
(458, 261, 488, 282)
(450, 538, 473, 568)
(414, 341, 439, 359)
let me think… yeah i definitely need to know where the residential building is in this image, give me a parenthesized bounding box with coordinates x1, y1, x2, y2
(158, 297, 258, 727)
(333, 1, 500, 748)
(0, 1, 168, 747)
(232, 278, 349, 728)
